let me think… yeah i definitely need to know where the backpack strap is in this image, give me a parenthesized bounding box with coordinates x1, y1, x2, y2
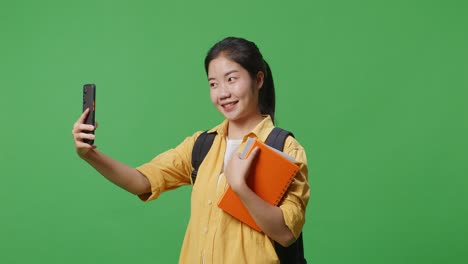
(191, 131, 217, 185)
(266, 128, 307, 264)
(265, 127, 295, 150)
(274, 233, 307, 264)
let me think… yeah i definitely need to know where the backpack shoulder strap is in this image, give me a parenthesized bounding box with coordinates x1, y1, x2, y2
(191, 131, 217, 185)
(265, 127, 294, 150)
(265, 128, 307, 264)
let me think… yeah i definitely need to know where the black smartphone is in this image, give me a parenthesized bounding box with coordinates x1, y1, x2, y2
(82, 84, 96, 145)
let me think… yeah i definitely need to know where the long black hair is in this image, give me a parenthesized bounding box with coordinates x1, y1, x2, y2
(204, 37, 276, 123)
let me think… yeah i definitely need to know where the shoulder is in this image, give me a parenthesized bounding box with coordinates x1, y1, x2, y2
(181, 130, 205, 149)
(269, 127, 305, 152)
(284, 135, 305, 151)
(190, 130, 206, 140)
(280, 131, 307, 165)
(183, 127, 219, 152)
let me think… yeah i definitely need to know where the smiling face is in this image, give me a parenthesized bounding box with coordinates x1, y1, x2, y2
(208, 54, 264, 124)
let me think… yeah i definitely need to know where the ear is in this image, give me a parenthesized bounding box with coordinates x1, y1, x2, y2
(256, 71, 264, 90)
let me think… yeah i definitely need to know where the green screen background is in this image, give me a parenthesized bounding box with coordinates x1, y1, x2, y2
(1, 0, 467, 263)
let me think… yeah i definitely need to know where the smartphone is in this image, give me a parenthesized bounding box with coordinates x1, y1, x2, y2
(82, 83, 96, 145)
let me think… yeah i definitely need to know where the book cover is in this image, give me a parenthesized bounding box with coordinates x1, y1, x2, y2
(217, 137, 300, 232)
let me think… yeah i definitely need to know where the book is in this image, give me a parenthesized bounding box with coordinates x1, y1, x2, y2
(217, 137, 300, 232)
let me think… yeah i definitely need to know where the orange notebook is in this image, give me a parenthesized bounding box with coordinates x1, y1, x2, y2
(217, 137, 299, 232)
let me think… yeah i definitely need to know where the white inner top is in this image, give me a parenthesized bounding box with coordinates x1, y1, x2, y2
(217, 138, 243, 189)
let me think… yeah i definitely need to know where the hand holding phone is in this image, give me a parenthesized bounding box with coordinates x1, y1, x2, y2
(82, 84, 96, 145)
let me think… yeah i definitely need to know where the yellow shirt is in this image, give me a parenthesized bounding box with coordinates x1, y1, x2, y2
(136, 116, 309, 264)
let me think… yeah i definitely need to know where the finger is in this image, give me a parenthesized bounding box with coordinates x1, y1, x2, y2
(76, 132, 95, 141)
(244, 147, 260, 164)
(78, 124, 95, 132)
(75, 141, 94, 149)
(73, 124, 95, 136)
(77, 108, 90, 124)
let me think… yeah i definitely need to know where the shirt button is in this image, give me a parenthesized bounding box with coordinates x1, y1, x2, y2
(203, 227, 208, 234)
(207, 200, 212, 205)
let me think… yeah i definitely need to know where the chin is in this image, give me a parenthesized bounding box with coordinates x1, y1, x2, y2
(220, 110, 240, 121)
(223, 113, 238, 121)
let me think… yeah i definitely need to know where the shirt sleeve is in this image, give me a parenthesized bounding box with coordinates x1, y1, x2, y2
(279, 136, 310, 239)
(135, 131, 202, 202)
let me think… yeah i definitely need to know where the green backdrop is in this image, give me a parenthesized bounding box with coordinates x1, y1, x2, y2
(1, 0, 467, 263)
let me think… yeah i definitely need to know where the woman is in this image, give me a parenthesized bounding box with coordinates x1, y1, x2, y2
(72, 37, 309, 263)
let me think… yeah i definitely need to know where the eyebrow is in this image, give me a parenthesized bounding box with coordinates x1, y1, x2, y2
(208, 70, 239, 81)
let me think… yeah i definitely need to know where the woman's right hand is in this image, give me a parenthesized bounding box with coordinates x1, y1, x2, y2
(72, 108, 97, 159)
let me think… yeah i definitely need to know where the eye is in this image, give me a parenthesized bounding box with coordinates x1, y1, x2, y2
(209, 82, 217, 88)
(228, 77, 236, 82)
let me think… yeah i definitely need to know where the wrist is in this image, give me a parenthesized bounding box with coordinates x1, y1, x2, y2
(231, 181, 250, 196)
(79, 147, 97, 161)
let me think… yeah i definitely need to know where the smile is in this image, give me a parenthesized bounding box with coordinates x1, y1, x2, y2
(221, 101, 238, 110)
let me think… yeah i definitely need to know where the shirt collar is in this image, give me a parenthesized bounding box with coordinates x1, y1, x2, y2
(207, 115, 275, 142)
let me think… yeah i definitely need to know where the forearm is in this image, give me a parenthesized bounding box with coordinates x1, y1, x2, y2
(81, 149, 150, 195)
(234, 184, 296, 247)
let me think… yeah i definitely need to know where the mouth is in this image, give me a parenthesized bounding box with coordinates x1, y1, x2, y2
(221, 101, 238, 111)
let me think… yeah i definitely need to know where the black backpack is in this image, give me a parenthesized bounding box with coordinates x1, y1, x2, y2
(191, 127, 307, 264)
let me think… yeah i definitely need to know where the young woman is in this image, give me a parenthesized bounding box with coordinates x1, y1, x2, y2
(72, 37, 309, 263)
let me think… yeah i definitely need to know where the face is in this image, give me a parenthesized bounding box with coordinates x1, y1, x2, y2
(207, 55, 264, 123)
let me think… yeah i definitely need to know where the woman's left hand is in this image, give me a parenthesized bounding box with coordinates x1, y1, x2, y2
(224, 147, 260, 193)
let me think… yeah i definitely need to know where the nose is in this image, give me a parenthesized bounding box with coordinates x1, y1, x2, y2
(218, 83, 231, 100)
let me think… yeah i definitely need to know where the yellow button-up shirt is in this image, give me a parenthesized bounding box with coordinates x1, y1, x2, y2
(136, 116, 309, 264)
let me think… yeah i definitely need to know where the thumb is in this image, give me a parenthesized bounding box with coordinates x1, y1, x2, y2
(245, 147, 260, 164)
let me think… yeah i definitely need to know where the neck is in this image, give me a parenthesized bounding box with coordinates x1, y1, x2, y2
(227, 113, 264, 140)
